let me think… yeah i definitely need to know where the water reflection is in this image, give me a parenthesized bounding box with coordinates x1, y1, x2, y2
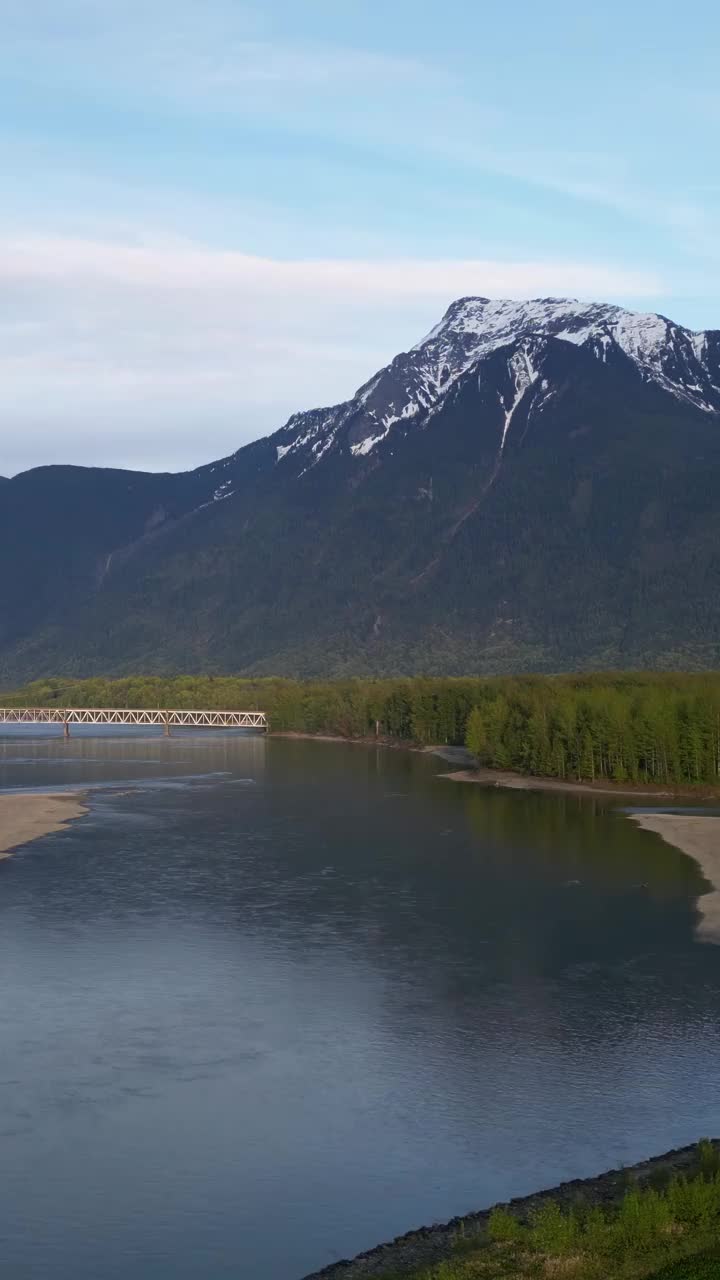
(0, 732, 719, 1280)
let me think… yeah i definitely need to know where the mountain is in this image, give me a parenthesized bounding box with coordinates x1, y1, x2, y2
(2, 296, 720, 682)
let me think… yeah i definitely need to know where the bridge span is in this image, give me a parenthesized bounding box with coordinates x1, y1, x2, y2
(0, 707, 268, 737)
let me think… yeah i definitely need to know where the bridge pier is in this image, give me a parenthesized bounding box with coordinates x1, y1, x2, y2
(164, 717, 171, 737)
(63, 720, 70, 739)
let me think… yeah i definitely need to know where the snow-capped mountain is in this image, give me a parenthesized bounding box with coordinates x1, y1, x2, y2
(271, 298, 720, 474)
(3, 296, 720, 682)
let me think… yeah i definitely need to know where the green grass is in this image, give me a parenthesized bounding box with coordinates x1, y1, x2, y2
(375, 1145, 720, 1280)
(379, 1241, 720, 1280)
(649, 1254, 720, 1278)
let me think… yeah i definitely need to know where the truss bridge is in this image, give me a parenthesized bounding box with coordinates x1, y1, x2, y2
(0, 707, 268, 737)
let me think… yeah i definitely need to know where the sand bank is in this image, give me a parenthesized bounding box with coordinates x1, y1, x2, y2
(442, 767, 679, 797)
(0, 792, 88, 860)
(631, 812, 720, 941)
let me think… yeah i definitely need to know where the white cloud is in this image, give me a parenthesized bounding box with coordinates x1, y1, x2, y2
(0, 232, 665, 475)
(1, 233, 662, 296)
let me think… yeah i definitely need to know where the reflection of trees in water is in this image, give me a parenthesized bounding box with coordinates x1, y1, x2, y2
(13, 732, 720, 1189)
(223, 758, 715, 1060)
(460, 786, 702, 895)
(233, 775, 720, 1164)
(15, 733, 716, 1108)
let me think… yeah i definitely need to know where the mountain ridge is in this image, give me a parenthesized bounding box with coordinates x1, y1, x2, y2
(269, 296, 720, 477)
(2, 296, 720, 681)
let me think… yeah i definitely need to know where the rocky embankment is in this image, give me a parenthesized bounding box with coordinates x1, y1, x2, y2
(300, 1141, 719, 1279)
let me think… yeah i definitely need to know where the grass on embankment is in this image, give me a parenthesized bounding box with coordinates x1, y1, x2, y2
(651, 1255, 720, 1278)
(377, 1141, 720, 1280)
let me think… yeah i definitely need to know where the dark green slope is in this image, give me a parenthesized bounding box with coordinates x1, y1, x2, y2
(0, 464, 209, 655)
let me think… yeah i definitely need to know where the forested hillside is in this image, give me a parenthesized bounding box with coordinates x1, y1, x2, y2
(5, 671, 720, 787)
(2, 298, 720, 681)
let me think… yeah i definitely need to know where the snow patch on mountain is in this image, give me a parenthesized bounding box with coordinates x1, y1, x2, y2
(498, 345, 541, 454)
(418, 297, 718, 417)
(271, 297, 719, 471)
(464, 299, 720, 415)
(350, 400, 420, 457)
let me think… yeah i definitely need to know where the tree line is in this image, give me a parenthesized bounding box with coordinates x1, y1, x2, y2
(4, 671, 720, 786)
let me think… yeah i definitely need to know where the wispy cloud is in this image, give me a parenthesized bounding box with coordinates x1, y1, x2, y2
(6, 1, 438, 108)
(1, 234, 662, 296)
(0, 232, 664, 474)
(6, 0, 714, 256)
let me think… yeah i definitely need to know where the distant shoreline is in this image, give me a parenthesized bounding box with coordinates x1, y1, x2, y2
(0, 791, 88, 860)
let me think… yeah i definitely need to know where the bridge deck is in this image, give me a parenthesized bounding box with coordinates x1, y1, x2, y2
(0, 707, 267, 731)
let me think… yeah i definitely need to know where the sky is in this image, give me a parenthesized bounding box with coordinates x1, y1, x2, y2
(2, 0, 720, 476)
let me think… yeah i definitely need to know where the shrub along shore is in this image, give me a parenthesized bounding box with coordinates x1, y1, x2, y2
(300, 1140, 720, 1280)
(5, 671, 720, 788)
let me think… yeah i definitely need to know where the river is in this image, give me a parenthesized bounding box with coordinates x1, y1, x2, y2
(1, 729, 719, 1279)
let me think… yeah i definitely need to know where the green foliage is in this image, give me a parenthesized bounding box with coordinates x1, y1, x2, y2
(487, 1206, 525, 1243)
(423, 1157, 720, 1280)
(5, 669, 720, 789)
(649, 1254, 720, 1279)
(529, 1199, 579, 1253)
(613, 1187, 673, 1250)
(697, 1139, 720, 1179)
(524, 1171, 720, 1260)
(580, 1204, 607, 1252)
(464, 706, 487, 761)
(459, 673, 720, 787)
(666, 1173, 720, 1231)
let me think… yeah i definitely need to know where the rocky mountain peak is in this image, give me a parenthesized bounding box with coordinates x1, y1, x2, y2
(418, 296, 720, 413)
(269, 297, 720, 475)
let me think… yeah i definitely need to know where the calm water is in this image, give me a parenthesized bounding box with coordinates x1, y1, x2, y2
(1, 730, 719, 1280)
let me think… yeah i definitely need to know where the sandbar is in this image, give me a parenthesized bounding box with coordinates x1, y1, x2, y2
(443, 767, 676, 797)
(631, 812, 720, 941)
(0, 791, 88, 860)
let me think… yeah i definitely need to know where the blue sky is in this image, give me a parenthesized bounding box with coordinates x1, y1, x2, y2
(2, 0, 719, 474)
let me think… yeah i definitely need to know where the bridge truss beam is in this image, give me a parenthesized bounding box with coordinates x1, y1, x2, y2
(0, 707, 268, 733)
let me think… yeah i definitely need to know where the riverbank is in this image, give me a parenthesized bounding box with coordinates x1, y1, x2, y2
(300, 1141, 719, 1279)
(0, 791, 88, 859)
(631, 813, 720, 941)
(442, 766, 687, 797)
